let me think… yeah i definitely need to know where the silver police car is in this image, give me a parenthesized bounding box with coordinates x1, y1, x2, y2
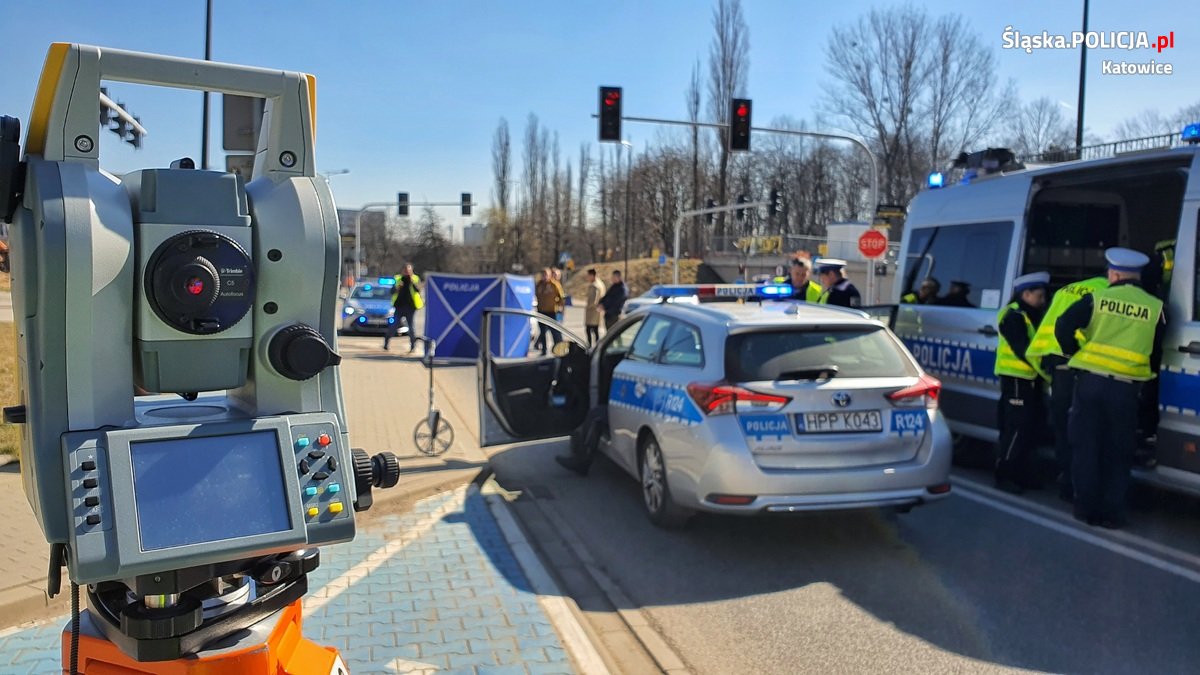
(478, 284, 953, 527)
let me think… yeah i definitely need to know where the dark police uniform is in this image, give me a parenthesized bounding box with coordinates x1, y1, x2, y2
(993, 272, 1049, 492)
(1056, 249, 1165, 528)
(1024, 276, 1108, 499)
(814, 259, 861, 308)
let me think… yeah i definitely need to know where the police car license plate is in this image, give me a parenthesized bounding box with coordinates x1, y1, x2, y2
(367, 318, 388, 326)
(795, 410, 882, 433)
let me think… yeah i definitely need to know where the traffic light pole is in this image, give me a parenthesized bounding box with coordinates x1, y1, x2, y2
(353, 199, 478, 277)
(672, 201, 768, 284)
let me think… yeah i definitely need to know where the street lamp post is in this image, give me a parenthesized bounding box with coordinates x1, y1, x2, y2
(621, 140, 633, 279)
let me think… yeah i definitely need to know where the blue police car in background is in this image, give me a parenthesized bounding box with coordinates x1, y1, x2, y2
(339, 277, 404, 336)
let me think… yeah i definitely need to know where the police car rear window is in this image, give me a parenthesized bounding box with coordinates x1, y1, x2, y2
(352, 286, 393, 300)
(725, 328, 917, 381)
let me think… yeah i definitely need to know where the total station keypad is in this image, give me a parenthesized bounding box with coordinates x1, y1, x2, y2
(293, 425, 347, 521)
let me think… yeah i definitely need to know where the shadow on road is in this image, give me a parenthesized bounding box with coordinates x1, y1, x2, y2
(480, 439, 1200, 674)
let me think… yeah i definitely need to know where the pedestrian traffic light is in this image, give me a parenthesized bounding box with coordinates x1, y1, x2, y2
(598, 86, 622, 142)
(398, 192, 409, 217)
(461, 192, 472, 216)
(736, 194, 748, 221)
(729, 98, 752, 152)
(769, 189, 781, 217)
(705, 198, 716, 225)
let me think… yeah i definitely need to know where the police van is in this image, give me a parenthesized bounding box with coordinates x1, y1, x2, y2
(892, 129, 1200, 495)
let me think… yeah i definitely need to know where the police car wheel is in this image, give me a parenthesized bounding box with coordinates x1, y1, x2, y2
(639, 435, 691, 529)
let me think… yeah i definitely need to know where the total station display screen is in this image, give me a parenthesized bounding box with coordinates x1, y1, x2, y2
(131, 431, 292, 551)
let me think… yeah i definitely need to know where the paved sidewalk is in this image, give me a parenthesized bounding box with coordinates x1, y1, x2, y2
(0, 487, 577, 675)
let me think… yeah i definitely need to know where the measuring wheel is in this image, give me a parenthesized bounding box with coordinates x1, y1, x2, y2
(413, 412, 454, 456)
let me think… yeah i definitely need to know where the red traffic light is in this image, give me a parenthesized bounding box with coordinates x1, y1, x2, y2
(736, 103, 748, 118)
(604, 91, 620, 107)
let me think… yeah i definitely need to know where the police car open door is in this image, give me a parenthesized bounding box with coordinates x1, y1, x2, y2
(478, 308, 590, 447)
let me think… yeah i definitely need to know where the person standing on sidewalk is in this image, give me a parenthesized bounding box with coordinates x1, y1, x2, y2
(584, 268, 605, 347)
(385, 263, 422, 353)
(599, 269, 627, 330)
(1057, 248, 1166, 529)
(535, 268, 565, 355)
(553, 268, 566, 324)
(993, 271, 1050, 493)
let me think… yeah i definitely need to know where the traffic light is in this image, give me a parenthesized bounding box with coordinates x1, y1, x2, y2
(126, 115, 142, 149)
(598, 86, 622, 142)
(705, 198, 716, 225)
(729, 98, 752, 152)
(461, 192, 472, 216)
(769, 189, 781, 217)
(398, 192, 409, 217)
(736, 194, 748, 221)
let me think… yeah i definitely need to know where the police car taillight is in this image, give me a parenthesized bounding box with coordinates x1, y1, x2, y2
(687, 382, 791, 416)
(887, 374, 941, 409)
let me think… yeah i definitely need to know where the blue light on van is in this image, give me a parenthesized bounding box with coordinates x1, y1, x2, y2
(1182, 122, 1200, 144)
(927, 172, 945, 189)
(378, 277, 397, 286)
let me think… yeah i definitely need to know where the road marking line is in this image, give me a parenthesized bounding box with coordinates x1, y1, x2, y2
(952, 478, 1200, 585)
(303, 488, 465, 613)
(485, 493, 612, 675)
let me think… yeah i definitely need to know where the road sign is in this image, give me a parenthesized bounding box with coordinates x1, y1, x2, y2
(858, 229, 888, 260)
(658, 254, 667, 266)
(875, 203, 906, 219)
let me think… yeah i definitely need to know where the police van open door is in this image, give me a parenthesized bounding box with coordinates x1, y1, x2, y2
(896, 141, 1200, 494)
(477, 308, 590, 447)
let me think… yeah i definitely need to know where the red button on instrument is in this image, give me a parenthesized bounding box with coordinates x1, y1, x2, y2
(317, 433, 331, 447)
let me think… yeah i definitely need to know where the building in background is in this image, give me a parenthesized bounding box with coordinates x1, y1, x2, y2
(463, 222, 487, 247)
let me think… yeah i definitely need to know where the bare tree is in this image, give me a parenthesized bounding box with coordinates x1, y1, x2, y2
(576, 143, 590, 248)
(1114, 100, 1200, 139)
(925, 15, 1008, 170)
(686, 58, 703, 254)
(707, 0, 749, 239)
(492, 118, 512, 214)
(1009, 97, 1074, 156)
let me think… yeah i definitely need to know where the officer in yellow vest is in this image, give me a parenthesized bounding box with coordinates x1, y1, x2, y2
(1025, 275, 1108, 501)
(993, 271, 1050, 493)
(1056, 248, 1166, 529)
(785, 256, 823, 302)
(384, 264, 423, 353)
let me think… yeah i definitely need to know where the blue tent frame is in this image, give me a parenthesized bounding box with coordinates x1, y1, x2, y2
(423, 273, 535, 361)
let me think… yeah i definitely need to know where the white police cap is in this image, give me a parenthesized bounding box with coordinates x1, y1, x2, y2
(1013, 271, 1050, 292)
(1105, 247, 1150, 272)
(814, 258, 847, 273)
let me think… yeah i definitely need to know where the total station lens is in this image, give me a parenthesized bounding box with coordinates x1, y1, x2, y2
(186, 278, 205, 296)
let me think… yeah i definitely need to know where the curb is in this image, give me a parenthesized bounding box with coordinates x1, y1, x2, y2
(529, 497, 692, 674)
(485, 491, 612, 675)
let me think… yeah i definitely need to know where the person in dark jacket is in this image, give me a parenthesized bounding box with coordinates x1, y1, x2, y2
(598, 270, 627, 330)
(814, 259, 861, 307)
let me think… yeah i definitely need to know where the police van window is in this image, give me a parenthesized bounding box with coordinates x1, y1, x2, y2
(628, 315, 672, 362)
(902, 222, 1013, 309)
(659, 321, 704, 367)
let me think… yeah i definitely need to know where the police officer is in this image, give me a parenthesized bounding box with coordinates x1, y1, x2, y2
(786, 256, 823, 302)
(814, 258, 861, 307)
(1056, 248, 1166, 529)
(902, 278, 941, 304)
(994, 271, 1050, 493)
(1025, 274, 1109, 501)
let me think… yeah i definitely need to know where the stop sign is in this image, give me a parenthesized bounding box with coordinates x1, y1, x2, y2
(858, 229, 888, 260)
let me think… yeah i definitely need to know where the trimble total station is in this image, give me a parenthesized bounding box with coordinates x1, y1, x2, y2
(0, 44, 399, 671)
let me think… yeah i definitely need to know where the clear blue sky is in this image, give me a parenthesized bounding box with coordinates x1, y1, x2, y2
(1, 1, 1194, 233)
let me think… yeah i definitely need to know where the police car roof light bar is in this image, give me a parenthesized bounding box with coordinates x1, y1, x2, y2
(1182, 122, 1200, 144)
(649, 283, 794, 299)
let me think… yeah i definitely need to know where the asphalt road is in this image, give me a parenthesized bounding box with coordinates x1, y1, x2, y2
(381, 304, 1200, 675)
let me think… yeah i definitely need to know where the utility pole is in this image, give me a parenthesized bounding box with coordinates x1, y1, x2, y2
(201, 0, 213, 169)
(1076, 0, 1089, 153)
